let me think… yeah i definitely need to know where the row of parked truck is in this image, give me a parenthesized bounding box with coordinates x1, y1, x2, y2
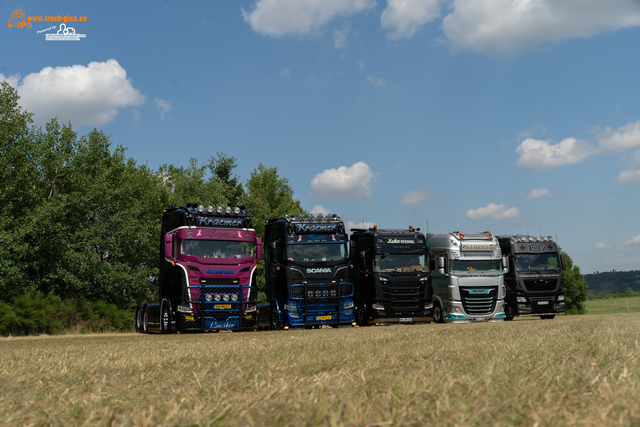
(135, 204, 566, 333)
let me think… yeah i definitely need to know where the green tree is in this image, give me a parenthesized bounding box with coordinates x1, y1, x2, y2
(158, 158, 228, 208)
(208, 152, 245, 206)
(559, 246, 588, 314)
(241, 164, 306, 240)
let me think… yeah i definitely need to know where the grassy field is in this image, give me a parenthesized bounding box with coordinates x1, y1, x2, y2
(2, 314, 640, 426)
(586, 296, 640, 315)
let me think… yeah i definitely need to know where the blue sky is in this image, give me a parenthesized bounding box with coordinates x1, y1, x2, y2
(3, 0, 640, 274)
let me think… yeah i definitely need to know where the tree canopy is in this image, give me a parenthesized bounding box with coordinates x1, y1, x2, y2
(559, 246, 588, 314)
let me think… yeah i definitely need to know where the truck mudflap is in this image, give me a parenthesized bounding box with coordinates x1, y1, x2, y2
(185, 282, 257, 332)
(286, 281, 355, 327)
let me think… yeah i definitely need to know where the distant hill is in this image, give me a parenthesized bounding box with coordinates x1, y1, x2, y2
(584, 270, 640, 296)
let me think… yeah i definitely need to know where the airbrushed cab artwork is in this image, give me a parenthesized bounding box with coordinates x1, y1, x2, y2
(135, 204, 262, 333)
(258, 214, 356, 329)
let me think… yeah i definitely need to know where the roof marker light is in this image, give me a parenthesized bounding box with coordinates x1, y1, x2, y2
(459, 232, 464, 239)
(409, 226, 414, 232)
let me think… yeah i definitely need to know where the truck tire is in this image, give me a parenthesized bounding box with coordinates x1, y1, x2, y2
(433, 303, 445, 323)
(270, 300, 282, 330)
(134, 307, 141, 333)
(355, 300, 369, 326)
(540, 315, 555, 320)
(142, 307, 149, 334)
(161, 300, 172, 334)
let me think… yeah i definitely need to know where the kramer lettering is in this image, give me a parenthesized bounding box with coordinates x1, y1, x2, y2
(197, 217, 243, 227)
(295, 224, 337, 233)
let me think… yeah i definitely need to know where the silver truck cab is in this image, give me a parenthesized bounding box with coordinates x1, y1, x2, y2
(426, 231, 508, 323)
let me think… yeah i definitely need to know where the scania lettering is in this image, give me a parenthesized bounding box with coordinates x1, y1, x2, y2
(427, 231, 507, 323)
(258, 213, 355, 329)
(350, 226, 433, 325)
(497, 235, 566, 320)
(134, 203, 262, 333)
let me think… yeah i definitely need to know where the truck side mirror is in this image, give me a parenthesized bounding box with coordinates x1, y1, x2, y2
(256, 237, 263, 261)
(349, 240, 356, 258)
(438, 256, 446, 275)
(164, 234, 174, 259)
(429, 252, 436, 271)
(269, 241, 276, 261)
(560, 255, 566, 271)
(502, 256, 509, 273)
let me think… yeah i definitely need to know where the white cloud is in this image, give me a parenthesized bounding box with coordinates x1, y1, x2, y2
(346, 220, 377, 232)
(596, 243, 613, 250)
(242, 0, 375, 37)
(596, 121, 640, 152)
(366, 75, 386, 87)
(309, 161, 375, 198)
(519, 186, 565, 200)
(401, 189, 434, 206)
(310, 204, 330, 215)
(625, 235, 640, 246)
(381, 0, 443, 39)
(154, 98, 172, 120)
(515, 121, 640, 184)
(333, 24, 350, 48)
(615, 169, 640, 186)
(515, 137, 596, 170)
(280, 67, 291, 78)
(7, 59, 144, 127)
(467, 203, 522, 220)
(442, 0, 640, 54)
(357, 60, 365, 70)
(0, 73, 20, 88)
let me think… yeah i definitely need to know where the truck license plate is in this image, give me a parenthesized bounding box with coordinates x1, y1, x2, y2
(317, 315, 332, 320)
(215, 304, 232, 309)
(474, 318, 487, 322)
(399, 318, 412, 323)
(537, 301, 549, 305)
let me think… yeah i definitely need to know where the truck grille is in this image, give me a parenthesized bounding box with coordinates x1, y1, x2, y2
(380, 276, 427, 315)
(460, 286, 497, 315)
(187, 282, 257, 331)
(288, 281, 354, 325)
(523, 278, 558, 292)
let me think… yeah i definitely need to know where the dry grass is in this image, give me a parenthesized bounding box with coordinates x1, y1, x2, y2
(1, 314, 640, 426)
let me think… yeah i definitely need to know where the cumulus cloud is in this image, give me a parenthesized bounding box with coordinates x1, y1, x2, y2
(467, 203, 522, 220)
(442, 0, 640, 54)
(381, 0, 443, 39)
(0, 73, 20, 88)
(242, 0, 375, 36)
(625, 235, 640, 246)
(310, 204, 330, 215)
(333, 24, 350, 48)
(154, 98, 172, 120)
(401, 189, 434, 206)
(515, 120, 640, 184)
(366, 75, 386, 87)
(516, 137, 597, 170)
(309, 161, 375, 198)
(596, 243, 613, 250)
(519, 186, 565, 199)
(4, 59, 144, 127)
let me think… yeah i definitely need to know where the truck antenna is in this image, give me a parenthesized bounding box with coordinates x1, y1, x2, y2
(427, 219, 429, 235)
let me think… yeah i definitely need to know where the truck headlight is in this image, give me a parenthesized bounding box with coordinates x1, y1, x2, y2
(372, 303, 385, 311)
(245, 304, 257, 313)
(284, 304, 297, 311)
(177, 305, 193, 314)
(424, 303, 433, 309)
(516, 296, 527, 303)
(451, 306, 462, 313)
(557, 295, 564, 302)
(343, 301, 354, 309)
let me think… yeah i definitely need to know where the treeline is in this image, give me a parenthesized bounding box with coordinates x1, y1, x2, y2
(586, 288, 640, 301)
(0, 82, 303, 313)
(584, 270, 640, 296)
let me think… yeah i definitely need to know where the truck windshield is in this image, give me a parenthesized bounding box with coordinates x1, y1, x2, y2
(374, 254, 426, 273)
(181, 239, 253, 259)
(285, 242, 348, 262)
(450, 259, 502, 275)
(515, 253, 560, 272)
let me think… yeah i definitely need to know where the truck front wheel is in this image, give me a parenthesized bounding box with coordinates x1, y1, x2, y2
(355, 301, 369, 326)
(270, 300, 282, 330)
(433, 303, 445, 323)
